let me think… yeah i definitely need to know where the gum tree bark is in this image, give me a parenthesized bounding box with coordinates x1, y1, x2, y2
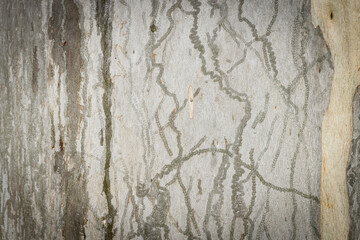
(348, 88, 360, 240)
(0, 0, 336, 239)
(312, 0, 360, 239)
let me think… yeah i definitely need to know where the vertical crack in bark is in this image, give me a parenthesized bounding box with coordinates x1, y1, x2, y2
(348, 86, 360, 240)
(96, 0, 116, 239)
(32, 46, 39, 94)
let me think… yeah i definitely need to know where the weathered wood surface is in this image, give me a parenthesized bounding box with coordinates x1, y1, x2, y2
(0, 0, 335, 239)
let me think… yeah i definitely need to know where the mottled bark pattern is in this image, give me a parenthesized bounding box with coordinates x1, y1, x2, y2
(0, 0, 333, 239)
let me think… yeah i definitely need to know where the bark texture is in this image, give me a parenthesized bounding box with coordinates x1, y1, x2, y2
(1, 0, 335, 239)
(312, 0, 360, 239)
(348, 88, 360, 240)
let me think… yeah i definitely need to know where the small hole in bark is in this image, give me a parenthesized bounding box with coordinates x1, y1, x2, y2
(330, 11, 333, 20)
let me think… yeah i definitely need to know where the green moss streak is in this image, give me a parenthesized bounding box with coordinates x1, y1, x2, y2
(150, 23, 157, 32)
(97, 0, 116, 239)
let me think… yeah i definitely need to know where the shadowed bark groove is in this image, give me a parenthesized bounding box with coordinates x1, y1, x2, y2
(96, 0, 116, 239)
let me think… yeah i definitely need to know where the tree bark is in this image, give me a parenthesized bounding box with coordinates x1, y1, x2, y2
(0, 0, 345, 239)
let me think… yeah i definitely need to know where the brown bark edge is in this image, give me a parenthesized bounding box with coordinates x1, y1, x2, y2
(311, 0, 360, 239)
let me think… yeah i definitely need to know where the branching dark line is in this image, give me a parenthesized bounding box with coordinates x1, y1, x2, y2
(240, 161, 319, 203)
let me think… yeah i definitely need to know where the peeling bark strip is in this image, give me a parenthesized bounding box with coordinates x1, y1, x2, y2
(96, 0, 115, 239)
(312, 0, 360, 239)
(48, 0, 89, 238)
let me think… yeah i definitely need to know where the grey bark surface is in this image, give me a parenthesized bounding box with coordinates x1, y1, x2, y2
(0, 0, 334, 239)
(348, 88, 360, 240)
